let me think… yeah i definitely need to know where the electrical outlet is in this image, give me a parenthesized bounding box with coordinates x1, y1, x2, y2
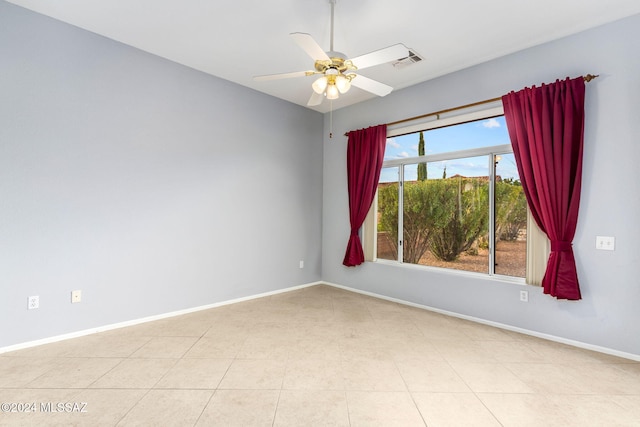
(519, 290, 529, 302)
(28, 296, 39, 310)
(71, 290, 82, 303)
(299, 260, 304, 269)
(596, 236, 615, 251)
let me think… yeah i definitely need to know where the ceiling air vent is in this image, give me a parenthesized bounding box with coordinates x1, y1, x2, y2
(392, 49, 423, 69)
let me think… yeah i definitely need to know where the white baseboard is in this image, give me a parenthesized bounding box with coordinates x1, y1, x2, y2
(4, 279, 638, 362)
(323, 281, 640, 362)
(0, 281, 322, 355)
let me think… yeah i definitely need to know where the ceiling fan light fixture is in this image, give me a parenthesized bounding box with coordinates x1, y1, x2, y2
(312, 76, 328, 94)
(326, 83, 339, 100)
(335, 74, 351, 94)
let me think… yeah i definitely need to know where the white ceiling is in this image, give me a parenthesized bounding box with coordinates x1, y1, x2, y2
(8, 0, 640, 113)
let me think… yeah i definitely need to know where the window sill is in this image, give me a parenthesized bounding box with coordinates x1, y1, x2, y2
(371, 258, 527, 285)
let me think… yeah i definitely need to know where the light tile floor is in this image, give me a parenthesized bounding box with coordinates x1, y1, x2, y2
(1, 284, 639, 426)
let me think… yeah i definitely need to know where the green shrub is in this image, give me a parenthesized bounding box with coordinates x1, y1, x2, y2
(427, 177, 489, 262)
(377, 177, 490, 264)
(495, 178, 527, 241)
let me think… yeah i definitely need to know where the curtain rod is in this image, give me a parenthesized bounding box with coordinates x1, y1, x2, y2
(344, 74, 598, 136)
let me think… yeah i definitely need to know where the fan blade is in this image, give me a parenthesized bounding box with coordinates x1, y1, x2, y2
(253, 70, 311, 81)
(350, 74, 394, 97)
(290, 32, 330, 61)
(350, 43, 409, 70)
(307, 91, 324, 106)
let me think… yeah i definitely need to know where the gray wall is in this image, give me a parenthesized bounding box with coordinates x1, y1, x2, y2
(0, 1, 323, 348)
(322, 14, 640, 357)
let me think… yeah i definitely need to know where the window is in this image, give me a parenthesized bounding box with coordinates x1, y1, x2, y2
(368, 107, 530, 279)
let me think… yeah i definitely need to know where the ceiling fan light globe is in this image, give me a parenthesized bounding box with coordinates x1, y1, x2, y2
(326, 84, 339, 100)
(335, 75, 351, 94)
(312, 76, 328, 94)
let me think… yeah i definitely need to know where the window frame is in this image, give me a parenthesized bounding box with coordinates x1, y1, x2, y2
(367, 104, 529, 283)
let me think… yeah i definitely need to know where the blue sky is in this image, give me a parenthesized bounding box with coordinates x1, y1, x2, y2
(380, 116, 520, 182)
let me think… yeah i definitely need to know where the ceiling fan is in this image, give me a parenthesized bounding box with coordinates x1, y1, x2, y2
(253, 0, 409, 106)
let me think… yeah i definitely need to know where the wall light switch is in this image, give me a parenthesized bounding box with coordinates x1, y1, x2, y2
(596, 236, 615, 251)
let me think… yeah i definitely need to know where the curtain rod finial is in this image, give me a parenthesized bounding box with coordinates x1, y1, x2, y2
(584, 74, 599, 82)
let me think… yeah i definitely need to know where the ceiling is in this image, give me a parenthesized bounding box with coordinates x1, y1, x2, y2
(8, 0, 640, 113)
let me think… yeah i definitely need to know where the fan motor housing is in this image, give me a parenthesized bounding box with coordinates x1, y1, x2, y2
(314, 55, 356, 74)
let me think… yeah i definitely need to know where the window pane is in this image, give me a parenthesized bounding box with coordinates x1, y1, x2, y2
(403, 157, 490, 273)
(376, 167, 399, 261)
(494, 153, 526, 277)
(385, 117, 510, 160)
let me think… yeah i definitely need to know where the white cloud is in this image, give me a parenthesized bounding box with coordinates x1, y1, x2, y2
(398, 151, 410, 158)
(386, 138, 400, 148)
(482, 118, 501, 128)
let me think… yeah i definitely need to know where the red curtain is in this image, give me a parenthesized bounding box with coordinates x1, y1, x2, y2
(502, 77, 585, 300)
(343, 124, 387, 267)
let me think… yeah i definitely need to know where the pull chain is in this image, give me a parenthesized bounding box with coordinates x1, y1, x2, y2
(329, 0, 336, 139)
(329, 100, 333, 138)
